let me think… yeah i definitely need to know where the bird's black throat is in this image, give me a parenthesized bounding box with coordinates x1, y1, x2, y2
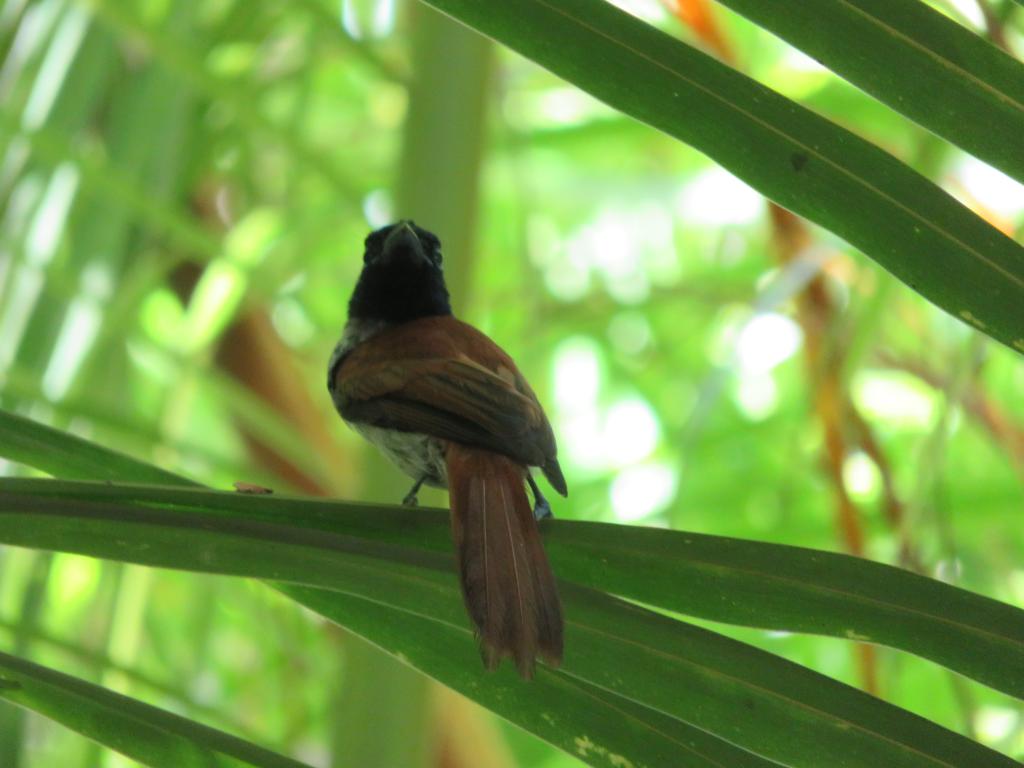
(347, 258, 451, 324)
(346, 221, 452, 325)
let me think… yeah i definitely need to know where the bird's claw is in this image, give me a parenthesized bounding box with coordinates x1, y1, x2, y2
(533, 500, 553, 521)
(527, 474, 554, 521)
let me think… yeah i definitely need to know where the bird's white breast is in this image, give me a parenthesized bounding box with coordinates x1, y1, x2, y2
(351, 422, 449, 489)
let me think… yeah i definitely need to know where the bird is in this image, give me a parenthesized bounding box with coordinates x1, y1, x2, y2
(327, 220, 565, 678)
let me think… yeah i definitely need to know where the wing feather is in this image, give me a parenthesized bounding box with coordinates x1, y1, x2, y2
(332, 317, 564, 483)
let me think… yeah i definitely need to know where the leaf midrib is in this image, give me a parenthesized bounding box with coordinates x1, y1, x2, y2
(839, 0, 1024, 113)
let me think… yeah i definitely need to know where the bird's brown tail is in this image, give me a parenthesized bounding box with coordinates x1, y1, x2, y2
(446, 442, 563, 678)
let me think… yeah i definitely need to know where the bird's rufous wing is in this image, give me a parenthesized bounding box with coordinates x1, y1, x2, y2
(331, 317, 565, 492)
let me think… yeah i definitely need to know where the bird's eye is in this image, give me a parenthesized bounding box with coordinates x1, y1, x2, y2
(419, 236, 442, 265)
(363, 227, 391, 262)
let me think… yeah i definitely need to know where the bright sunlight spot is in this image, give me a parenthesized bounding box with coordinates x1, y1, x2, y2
(42, 296, 101, 400)
(611, 462, 677, 522)
(0, 266, 43, 370)
(605, 0, 668, 24)
(554, 338, 604, 469)
(363, 189, 393, 227)
(180, 262, 245, 355)
(26, 163, 77, 266)
(733, 371, 779, 422)
(566, 209, 649, 303)
(727, 311, 800, 421)
(677, 168, 764, 226)
(782, 47, 828, 74)
(553, 338, 660, 470)
(956, 156, 1024, 219)
(49, 554, 100, 611)
(340, 0, 396, 40)
(843, 451, 881, 502)
(603, 398, 660, 466)
(735, 312, 802, 373)
(543, 236, 590, 302)
(179, 209, 280, 354)
(975, 707, 1018, 743)
(507, 87, 609, 128)
(22, 6, 88, 129)
(768, 47, 832, 100)
(553, 337, 601, 410)
(944, 0, 986, 29)
(853, 371, 938, 429)
(558, 205, 676, 304)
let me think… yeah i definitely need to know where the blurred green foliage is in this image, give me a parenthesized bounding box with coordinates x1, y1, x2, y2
(0, 0, 1023, 766)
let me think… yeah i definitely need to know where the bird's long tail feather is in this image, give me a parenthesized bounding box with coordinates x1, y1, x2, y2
(446, 442, 563, 678)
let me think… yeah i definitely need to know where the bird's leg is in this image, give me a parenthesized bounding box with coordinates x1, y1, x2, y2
(527, 474, 553, 521)
(402, 477, 426, 507)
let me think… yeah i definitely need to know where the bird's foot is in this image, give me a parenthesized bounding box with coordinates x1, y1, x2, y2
(402, 476, 426, 507)
(527, 474, 554, 521)
(533, 499, 553, 521)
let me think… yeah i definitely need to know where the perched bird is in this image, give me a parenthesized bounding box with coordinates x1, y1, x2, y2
(327, 221, 565, 677)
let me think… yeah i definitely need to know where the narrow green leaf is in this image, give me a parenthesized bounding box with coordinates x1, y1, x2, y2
(0, 651, 312, 768)
(421, 0, 1024, 354)
(0, 487, 781, 768)
(284, 585, 784, 768)
(3, 399, 1022, 712)
(17, 478, 1022, 704)
(717, 0, 1024, 183)
(0, 403, 774, 768)
(544, 521, 1024, 701)
(0, 616, 260, 739)
(292, 582, 1017, 768)
(0, 483, 1012, 767)
(0, 410, 197, 486)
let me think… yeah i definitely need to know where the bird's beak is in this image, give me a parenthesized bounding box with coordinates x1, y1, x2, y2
(381, 221, 428, 266)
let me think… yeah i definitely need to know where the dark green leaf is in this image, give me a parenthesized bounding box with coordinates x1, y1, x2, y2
(421, 0, 1024, 354)
(285, 586, 781, 768)
(0, 409, 196, 486)
(0, 480, 1012, 767)
(0, 651, 311, 768)
(14, 478, 1022, 704)
(717, 0, 1024, 184)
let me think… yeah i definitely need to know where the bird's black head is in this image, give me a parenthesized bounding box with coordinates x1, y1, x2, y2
(347, 220, 452, 324)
